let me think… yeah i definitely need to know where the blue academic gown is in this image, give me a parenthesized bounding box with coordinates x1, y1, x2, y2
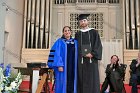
(47, 38, 78, 93)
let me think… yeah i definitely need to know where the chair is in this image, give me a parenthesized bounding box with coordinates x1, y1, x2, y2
(36, 69, 54, 93)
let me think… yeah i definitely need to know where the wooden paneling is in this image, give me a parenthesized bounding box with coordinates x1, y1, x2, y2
(21, 48, 50, 63)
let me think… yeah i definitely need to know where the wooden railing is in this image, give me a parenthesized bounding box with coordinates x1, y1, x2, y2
(54, 0, 120, 4)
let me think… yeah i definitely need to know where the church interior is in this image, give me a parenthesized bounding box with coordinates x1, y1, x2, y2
(0, 0, 140, 92)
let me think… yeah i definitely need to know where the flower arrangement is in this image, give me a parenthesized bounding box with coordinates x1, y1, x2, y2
(0, 63, 22, 93)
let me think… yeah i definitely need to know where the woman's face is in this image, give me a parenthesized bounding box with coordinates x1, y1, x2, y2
(63, 27, 71, 39)
(111, 56, 118, 64)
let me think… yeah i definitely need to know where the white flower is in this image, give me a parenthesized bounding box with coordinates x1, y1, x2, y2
(0, 86, 3, 92)
(5, 86, 12, 91)
(10, 81, 17, 89)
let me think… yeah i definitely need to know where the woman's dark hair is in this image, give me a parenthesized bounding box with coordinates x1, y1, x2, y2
(111, 55, 119, 62)
(111, 55, 119, 68)
(62, 26, 72, 33)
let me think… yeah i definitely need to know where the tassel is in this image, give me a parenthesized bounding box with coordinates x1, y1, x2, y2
(81, 57, 83, 64)
(90, 58, 92, 63)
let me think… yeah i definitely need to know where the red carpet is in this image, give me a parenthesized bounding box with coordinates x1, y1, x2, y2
(20, 81, 140, 93)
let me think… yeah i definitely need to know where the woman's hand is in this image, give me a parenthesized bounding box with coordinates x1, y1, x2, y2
(110, 63, 113, 68)
(58, 67, 63, 72)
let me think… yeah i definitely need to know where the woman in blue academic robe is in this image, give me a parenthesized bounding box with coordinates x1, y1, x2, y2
(47, 26, 78, 93)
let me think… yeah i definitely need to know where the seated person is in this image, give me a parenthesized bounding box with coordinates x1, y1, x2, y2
(101, 55, 126, 93)
(129, 52, 140, 93)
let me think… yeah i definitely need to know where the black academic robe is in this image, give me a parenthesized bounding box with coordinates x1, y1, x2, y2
(129, 59, 140, 85)
(130, 59, 140, 76)
(75, 29, 102, 93)
(101, 64, 126, 93)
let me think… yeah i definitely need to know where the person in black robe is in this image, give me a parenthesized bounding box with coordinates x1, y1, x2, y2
(75, 14, 102, 93)
(100, 55, 126, 93)
(129, 52, 140, 93)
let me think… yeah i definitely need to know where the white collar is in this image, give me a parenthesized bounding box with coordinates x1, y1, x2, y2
(80, 28, 94, 32)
